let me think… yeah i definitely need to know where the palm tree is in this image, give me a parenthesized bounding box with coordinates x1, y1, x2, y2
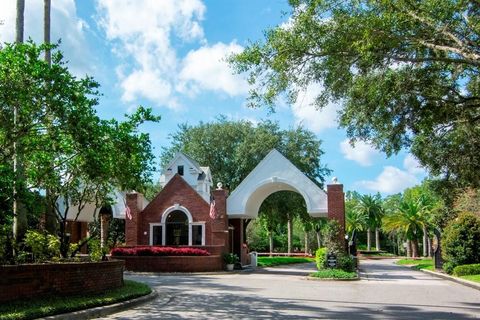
(382, 199, 427, 258)
(312, 218, 327, 248)
(356, 194, 383, 251)
(346, 208, 367, 241)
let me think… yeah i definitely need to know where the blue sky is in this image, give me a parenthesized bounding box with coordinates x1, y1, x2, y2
(0, 0, 427, 195)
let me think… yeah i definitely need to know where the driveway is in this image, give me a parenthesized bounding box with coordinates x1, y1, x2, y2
(103, 259, 480, 319)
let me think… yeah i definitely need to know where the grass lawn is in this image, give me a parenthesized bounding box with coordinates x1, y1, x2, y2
(0, 280, 151, 320)
(309, 269, 358, 279)
(257, 256, 314, 267)
(460, 274, 480, 284)
(396, 258, 433, 270)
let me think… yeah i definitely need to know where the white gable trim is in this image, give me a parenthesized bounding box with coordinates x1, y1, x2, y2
(227, 149, 328, 218)
(162, 152, 201, 175)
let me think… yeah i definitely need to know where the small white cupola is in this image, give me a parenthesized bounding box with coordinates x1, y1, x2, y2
(159, 152, 213, 202)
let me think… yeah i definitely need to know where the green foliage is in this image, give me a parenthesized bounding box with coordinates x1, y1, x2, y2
(322, 220, 343, 255)
(223, 252, 239, 264)
(257, 256, 314, 267)
(442, 212, 480, 273)
(23, 230, 60, 262)
(383, 199, 426, 242)
(315, 247, 327, 270)
(356, 194, 384, 230)
(453, 264, 480, 277)
(0, 42, 159, 257)
(87, 238, 103, 262)
(0, 280, 151, 320)
(309, 269, 358, 279)
(229, 0, 480, 190)
(337, 255, 356, 273)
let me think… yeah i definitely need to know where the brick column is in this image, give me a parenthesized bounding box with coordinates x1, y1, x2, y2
(327, 183, 346, 250)
(211, 189, 229, 251)
(125, 193, 144, 246)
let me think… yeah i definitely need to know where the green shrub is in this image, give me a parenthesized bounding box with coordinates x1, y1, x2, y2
(337, 254, 355, 272)
(309, 269, 357, 279)
(315, 247, 327, 270)
(88, 238, 103, 262)
(322, 220, 344, 255)
(24, 230, 60, 262)
(453, 263, 480, 277)
(441, 212, 480, 273)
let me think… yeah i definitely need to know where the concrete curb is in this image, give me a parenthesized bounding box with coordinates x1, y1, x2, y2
(396, 263, 480, 292)
(305, 276, 360, 281)
(41, 289, 158, 320)
(419, 269, 480, 292)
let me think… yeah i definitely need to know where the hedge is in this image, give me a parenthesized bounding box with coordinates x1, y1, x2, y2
(453, 263, 480, 277)
(110, 246, 210, 257)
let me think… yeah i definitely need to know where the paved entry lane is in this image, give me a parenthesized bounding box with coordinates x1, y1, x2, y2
(102, 259, 480, 319)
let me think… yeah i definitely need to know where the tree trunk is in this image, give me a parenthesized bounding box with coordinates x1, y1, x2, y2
(367, 228, 371, 251)
(375, 228, 380, 251)
(44, 0, 51, 63)
(287, 215, 292, 255)
(412, 239, 419, 258)
(100, 213, 110, 249)
(16, 0, 25, 43)
(427, 237, 433, 257)
(269, 232, 273, 257)
(422, 226, 428, 257)
(406, 239, 412, 258)
(316, 231, 321, 248)
(13, 0, 27, 245)
(304, 232, 308, 255)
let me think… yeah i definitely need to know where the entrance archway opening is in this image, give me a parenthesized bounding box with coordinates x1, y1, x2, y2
(165, 210, 189, 245)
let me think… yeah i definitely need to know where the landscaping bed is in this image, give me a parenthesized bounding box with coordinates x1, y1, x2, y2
(257, 256, 314, 267)
(0, 280, 151, 320)
(308, 269, 358, 280)
(396, 258, 433, 270)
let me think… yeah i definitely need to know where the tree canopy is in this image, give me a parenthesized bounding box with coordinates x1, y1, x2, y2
(161, 117, 330, 190)
(0, 42, 159, 256)
(229, 0, 480, 189)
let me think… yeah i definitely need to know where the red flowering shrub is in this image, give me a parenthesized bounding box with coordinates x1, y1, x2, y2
(110, 246, 210, 257)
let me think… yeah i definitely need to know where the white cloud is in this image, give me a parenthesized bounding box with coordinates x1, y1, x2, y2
(178, 42, 247, 97)
(0, 0, 92, 76)
(340, 139, 380, 166)
(96, 0, 212, 109)
(403, 154, 426, 175)
(358, 166, 419, 194)
(291, 83, 340, 133)
(357, 154, 427, 194)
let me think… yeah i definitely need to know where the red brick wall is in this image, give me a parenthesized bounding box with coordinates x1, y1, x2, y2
(126, 193, 144, 246)
(117, 255, 222, 272)
(327, 183, 346, 249)
(0, 260, 124, 303)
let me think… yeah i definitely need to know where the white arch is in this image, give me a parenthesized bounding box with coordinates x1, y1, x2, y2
(227, 149, 328, 218)
(160, 204, 193, 224)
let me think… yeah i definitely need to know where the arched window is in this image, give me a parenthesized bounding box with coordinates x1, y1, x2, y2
(165, 210, 189, 245)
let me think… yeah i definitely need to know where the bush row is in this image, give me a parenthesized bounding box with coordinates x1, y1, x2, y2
(110, 246, 210, 257)
(453, 263, 480, 277)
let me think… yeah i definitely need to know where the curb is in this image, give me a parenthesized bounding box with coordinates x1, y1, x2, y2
(419, 269, 480, 292)
(41, 289, 158, 320)
(305, 276, 360, 281)
(397, 263, 480, 292)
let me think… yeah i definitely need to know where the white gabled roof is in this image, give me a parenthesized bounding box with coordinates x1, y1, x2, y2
(162, 152, 202, 175)
(227, 149, 328, 218)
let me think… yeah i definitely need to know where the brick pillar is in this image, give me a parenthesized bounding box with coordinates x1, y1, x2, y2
(125, 193, 144, 246)
(327, 183, 346, 250)
(211, 189, 229, 251)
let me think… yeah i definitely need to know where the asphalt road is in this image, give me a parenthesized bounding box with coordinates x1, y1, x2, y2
(102, 259, 480, 319)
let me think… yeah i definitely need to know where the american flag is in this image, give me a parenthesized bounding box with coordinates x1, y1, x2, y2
(209, 197, 217, 219)
(124, 200, 132, 220)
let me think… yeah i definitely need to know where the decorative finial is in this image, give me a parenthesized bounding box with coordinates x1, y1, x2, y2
(332, 177, 338, 184)
(217, 182, 223, 190)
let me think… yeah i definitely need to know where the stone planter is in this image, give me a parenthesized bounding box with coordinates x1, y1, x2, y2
(226, 263, 234, 271)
